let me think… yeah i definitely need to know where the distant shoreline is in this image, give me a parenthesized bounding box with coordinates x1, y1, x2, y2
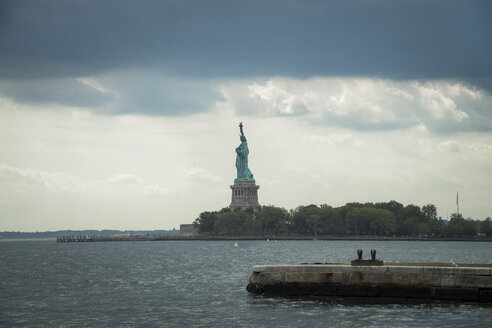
(52, 235, 492, 242)
(158, 235, 492, 242)
(2, 230, 491, 242)
(0, 229, 179, 239)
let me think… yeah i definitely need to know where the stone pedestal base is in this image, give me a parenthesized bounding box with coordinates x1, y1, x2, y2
(230, 180, 260, 211)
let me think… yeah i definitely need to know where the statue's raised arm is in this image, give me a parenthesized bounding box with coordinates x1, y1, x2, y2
(239, 122, 244, 136)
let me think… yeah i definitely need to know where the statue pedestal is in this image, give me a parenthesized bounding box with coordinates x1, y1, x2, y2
(230, 180, 260, 211)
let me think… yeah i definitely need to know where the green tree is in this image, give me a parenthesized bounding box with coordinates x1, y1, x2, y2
(214, 211, 254, 235)
(254, 205, 290, 235)
(304, 205, 322, 238)
(306, 213, 321, 238)
(441, 213, 477, 236)
(401, 204, 422, 221)
(421, 204, 440, 235)
(290, 205, 308, 234)
(422, 204, 437, 220)
(346, 207, 395, 236)
(318, 204, 346, 235)
(373, 210, 397, 236)
(479, 217, 492, 236)
(346, 207, 370, 235)
(375, 200, 404, 216)
(193, 211, 219, 234)
(463, 219, 478, 236)
(338, 202, 364, 221)
(290, 205, 321, 236)
(398, 218, 418, 236)
(417, 222, 431, 235)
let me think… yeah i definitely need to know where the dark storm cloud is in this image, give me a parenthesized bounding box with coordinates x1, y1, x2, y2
(98, 71, 223, 116)
(0, 78, 112, 107)
(1, 0, 491, 81)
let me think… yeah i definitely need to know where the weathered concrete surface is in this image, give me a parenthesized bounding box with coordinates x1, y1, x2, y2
(247, 264, 492, 302)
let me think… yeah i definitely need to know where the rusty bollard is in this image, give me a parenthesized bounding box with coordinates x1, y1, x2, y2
(370, 249, 376, 260)
(357, 249, 363, 260)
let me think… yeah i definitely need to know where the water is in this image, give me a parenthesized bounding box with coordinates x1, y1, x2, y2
(1, 239, 491, 327)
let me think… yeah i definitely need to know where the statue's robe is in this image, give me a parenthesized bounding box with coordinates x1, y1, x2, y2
(235, 141, 254, 180)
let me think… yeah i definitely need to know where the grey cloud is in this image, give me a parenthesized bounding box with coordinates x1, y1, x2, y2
(226, 78, 492, 133)
(0, 165, 82, 194)
(437, 140, 460, 153)
(0, 0, 491, 83)
(0, 165, 45, 188)
(106, 174, 142, 185)
(420, 104, 492, 134)
(0, 71, 222, 115)
(100, 72, 222, 115)
(415, 82, 492, 133)
(0, 165, 172, 197)
(0, 78, 112, 107)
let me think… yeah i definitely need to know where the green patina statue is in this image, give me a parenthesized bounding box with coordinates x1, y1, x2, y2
(235, 122, 255, 181)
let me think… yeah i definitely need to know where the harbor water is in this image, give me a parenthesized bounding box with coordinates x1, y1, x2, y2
(1, 239, 491, 327)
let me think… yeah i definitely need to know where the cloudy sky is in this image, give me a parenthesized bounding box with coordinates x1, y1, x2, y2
(1, 0, 491, 231)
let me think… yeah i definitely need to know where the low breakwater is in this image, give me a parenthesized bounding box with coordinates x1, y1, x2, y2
(247, 263, 492, 302)
(56, 235, 160, 242)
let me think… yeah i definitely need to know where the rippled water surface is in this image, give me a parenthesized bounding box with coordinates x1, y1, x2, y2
(1, 239, 491, 327)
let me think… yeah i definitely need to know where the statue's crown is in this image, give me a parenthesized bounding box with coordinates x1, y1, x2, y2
(240, 135, 246, 141)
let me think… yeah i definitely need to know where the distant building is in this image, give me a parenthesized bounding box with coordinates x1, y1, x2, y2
(180, 224, 198, 236)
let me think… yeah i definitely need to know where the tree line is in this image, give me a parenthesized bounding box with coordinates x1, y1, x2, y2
(193, 201, 492, 237)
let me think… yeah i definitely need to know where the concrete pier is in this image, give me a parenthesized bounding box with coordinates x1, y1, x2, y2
(247, 263, 492, 302)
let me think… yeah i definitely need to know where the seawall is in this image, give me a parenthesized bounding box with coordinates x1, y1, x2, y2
(247, 263, 492, 302)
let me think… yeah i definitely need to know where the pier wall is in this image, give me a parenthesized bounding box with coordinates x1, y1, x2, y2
(247, 264, 492, 302)
(56, 235, 158, 242)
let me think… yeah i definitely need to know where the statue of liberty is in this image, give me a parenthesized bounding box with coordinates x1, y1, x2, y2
(235, 122, 254, 181)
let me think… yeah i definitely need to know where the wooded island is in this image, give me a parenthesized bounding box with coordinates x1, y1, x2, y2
(194, 201, 492, 237)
